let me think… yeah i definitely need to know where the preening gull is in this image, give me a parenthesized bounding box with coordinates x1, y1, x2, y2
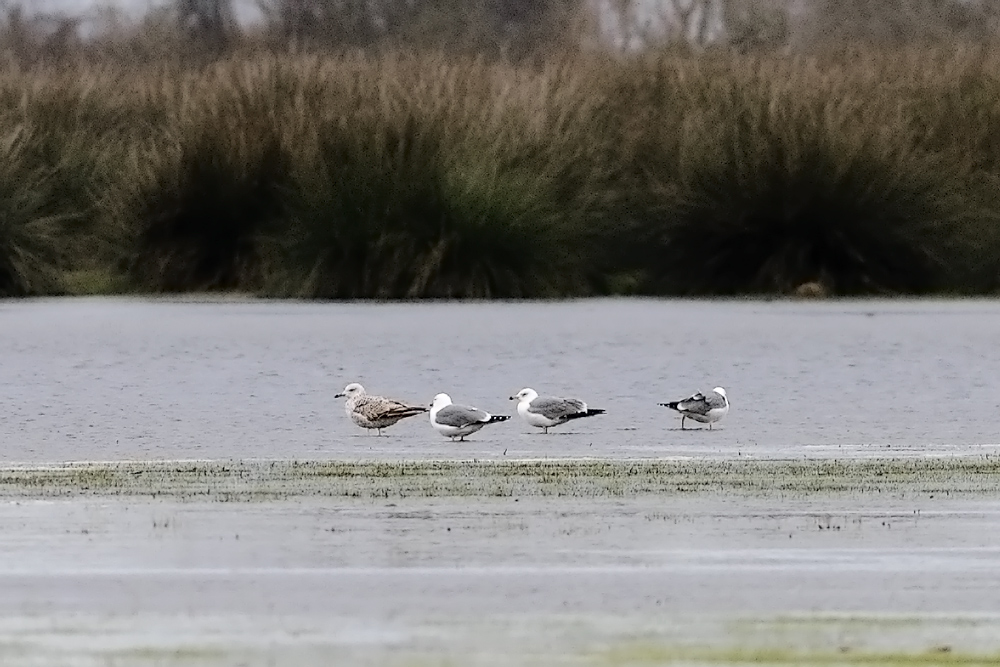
(335, 383, 427, 435)
(430, 393, 510, 441)
(660, 387, 729, 430)
(509, 387, 605, 434)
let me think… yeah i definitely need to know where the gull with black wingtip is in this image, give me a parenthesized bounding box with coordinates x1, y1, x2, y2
(660, 387, 729, 430)
(429, 393, 510, 441)
(510, 387, 605, 434)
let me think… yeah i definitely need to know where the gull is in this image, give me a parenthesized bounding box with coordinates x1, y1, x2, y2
(334, 383, 427, 435)
(659, 387, 729, 430)
(509, 387, 605, 434)
(430, 393, 510, 441)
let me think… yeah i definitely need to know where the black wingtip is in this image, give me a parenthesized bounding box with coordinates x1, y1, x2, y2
(660, 402, 680, 410)
(564, 409, 605, 421)
(488, 415, 511, 424)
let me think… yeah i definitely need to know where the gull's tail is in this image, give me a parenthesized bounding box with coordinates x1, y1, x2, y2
(659, 402, 681, 411)
(487, 415, 511, 424)
(565, 408, 605, 421)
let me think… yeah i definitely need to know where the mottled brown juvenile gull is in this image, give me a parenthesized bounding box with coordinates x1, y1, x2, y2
(429, 393, 510, 441)
(334, 383, 427, 435)
(509, 387, 605, 434)
(659, 387, 729, 430)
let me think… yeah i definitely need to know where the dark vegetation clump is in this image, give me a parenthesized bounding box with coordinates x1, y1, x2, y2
(121, 121, 289, 292)
(622, 69, 999, 294)
(268, 118, 584, 298)
(0, 126, 71, 296)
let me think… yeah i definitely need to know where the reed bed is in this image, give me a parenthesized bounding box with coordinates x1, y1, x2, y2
(1, 47, 999, 298)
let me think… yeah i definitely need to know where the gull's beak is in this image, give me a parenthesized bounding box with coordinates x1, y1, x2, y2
(508, 396, 516, 400)
(334, 393, 345, 398)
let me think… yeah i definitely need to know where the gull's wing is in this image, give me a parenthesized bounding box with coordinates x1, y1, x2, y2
(528, 397, 586, 420)
(675, 392, 711, 415)
(435, 404, 489, 428)
(359, 395, 427, 420)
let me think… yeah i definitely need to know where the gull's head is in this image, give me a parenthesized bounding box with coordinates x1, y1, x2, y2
(335, 383, 365, 399)
(431, 393, 453, 410)
(510, 388, 538, 403)
(713, 387, 727, 398)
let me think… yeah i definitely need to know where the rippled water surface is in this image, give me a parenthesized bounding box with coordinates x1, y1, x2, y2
(3, 297, 999, 462)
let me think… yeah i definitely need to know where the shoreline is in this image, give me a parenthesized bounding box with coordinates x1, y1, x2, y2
(3, 456, 999, 500)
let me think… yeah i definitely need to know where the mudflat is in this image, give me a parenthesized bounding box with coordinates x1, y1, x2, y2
(2, 458, 1000, 666)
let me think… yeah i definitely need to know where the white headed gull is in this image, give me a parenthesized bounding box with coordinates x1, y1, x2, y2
(660, 387, 729, 430)
(430, 393, 510, 441)
(509, 387, 605, 434)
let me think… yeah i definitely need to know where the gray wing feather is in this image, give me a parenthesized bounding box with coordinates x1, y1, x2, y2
(528, 397, 585, 419)
(676, 393, 710, 415)
(677, 391, 725, 414)
(436, 404, 488, 428)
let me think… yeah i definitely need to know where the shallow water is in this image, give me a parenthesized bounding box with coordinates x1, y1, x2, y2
(2, 297, 999, 462)
(2, 487, 1000, 666)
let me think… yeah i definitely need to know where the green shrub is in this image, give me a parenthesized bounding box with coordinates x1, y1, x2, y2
(263, 113, 585, 298)
(617, 56, 1000, 295)
(0, 125, 72, 296)
(116, 104, 290, 292)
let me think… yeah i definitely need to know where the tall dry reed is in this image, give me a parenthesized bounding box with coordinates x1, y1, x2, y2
(0, 47, 997, 297)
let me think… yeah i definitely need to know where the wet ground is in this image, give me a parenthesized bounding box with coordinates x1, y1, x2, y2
(3, 298, 1000, 665)
(2, 459, 1000, 666)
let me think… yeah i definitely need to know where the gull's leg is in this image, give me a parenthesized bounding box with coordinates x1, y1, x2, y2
(681, 415, 686, 430)
(709, 423, 713, 431)
(543, 426, 548, 434)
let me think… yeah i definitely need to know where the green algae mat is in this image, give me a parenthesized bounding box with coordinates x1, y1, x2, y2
(1, 457, 999, 500)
